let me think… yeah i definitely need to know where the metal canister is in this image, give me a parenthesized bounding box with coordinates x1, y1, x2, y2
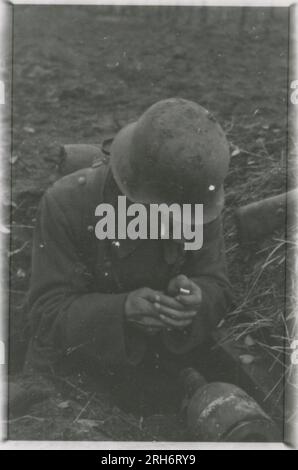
(58, 144, 105, 175)
(181, 368, 280, 442)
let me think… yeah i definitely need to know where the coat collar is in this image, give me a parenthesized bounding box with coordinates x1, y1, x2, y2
(99, 164, 185, 263)
(101, 165, 143, 258)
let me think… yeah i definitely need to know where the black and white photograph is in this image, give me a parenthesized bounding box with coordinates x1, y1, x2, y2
(0, 0, 297, 450)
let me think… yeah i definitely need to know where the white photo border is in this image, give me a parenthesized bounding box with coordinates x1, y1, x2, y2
(0, 0, 296, 450)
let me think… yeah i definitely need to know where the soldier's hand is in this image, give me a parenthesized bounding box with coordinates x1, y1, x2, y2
(131, 316, 166, 335)
(168, 274, 202, 305)
(153, 275, 202, 330)
(124, 287, 165, 334)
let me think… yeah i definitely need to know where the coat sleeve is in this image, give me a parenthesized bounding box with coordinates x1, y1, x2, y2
(163, 217, 233, 354)
(25, 189, 131, 373)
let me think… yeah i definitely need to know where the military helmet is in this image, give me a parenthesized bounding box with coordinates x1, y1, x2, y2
(110, 98, 230, 223)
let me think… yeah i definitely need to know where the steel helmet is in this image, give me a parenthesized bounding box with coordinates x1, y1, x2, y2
(110, 98, 230, 223)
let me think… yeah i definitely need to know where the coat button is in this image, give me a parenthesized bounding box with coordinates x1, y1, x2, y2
(78, 176, 86, 185)
(105, 260, 112, 268)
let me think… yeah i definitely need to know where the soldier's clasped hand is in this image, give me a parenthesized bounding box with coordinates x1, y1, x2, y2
(124, 287, 166, 334)
(154, 275, 202, 330)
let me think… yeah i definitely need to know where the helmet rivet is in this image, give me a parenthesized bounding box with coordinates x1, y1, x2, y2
(209, 185, 216, 191)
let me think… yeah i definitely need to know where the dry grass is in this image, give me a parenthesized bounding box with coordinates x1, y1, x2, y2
(220, 127, 296, 406)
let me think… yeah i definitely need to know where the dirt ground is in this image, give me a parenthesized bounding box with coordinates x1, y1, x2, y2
(6, 6, 291, 441)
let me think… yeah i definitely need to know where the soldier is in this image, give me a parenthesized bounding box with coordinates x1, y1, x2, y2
(24, 98, 232, 375)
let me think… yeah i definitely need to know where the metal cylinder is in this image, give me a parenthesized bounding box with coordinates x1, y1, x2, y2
(235, 188, 298, 243)
(182, 368, 279, 442)
(58, 144, 104, 176)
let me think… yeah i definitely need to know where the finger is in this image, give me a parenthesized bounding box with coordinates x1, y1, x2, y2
(155, 303, 197, 320)
(154, 293, 185, 311)
(167, 274, 191, 295)
(176, 274, 191, 288)
(175, 293, 202, 307)
(142, 288, 160, 303)
(176, 278, 198, 294)
(140, 297, 165, 317)
(140, 302, 159, 317)
(133, 316, 166, 328)
(159, 314, 193, 328)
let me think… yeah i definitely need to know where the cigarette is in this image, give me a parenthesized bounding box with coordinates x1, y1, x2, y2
(179, 287, 191, 295)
